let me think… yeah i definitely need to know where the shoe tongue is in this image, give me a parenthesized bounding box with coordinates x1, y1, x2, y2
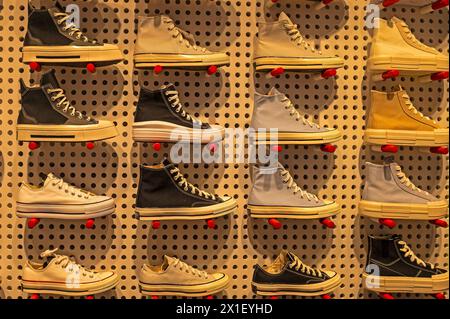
(268, 87, 282, 96)
(285, 251, 297, 263)
(392, 84, 404, 92)
(161, 158, 175, 169)
(40, 173, 58, 186)
(383, 156, 396, 165)
(163, 255, 175, 270)
(278, 12, 293, 25)
(54, 1, 65, 13)
(161, 83, 177, 93)
(40, 70, 60, 88)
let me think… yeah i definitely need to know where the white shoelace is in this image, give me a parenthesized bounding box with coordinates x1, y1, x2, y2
(165, 90, 202, 126)
(53, 12, 96, 43)
(41, 249, 96, 279)
(289, 254, 323, 277)
(398, 241, 433, 269)
(164, 19, 206, 52)
(47, 88, 91, 121)
(50, 175, 93, 199)
(172, 258, 209, 279)
(280, 168, 320, 202)
(281, 97, 320, 129)
(170, 167, 216, 200)
(395, 166, 429, 195)
(283, 23, 321, 54)
(402, 94, 436, 124)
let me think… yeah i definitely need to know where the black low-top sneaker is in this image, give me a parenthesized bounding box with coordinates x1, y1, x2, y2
(252, 250, 341, 296)
(132, 84, 224, 143)
(17, 70, 117, 142)
(135, 158, 237, 220)
(363, 235, 449, 294)
(23, 1, 123, 65)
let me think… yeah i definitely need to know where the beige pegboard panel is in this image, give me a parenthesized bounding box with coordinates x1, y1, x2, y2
(0, 0, 448, 299)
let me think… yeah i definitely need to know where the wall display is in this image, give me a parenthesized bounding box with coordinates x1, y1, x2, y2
(0, 0, 448, 300)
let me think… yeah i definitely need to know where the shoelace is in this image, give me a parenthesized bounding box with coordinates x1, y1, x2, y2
(398, 241, 434, 269)
(399, 21, 437, 52)
(283, 23, 320, 54)
(172, 258, 209, 279)
(281, 97, 320, 128)
(164, 19, 206, 52)
(53, 12, 96, 43)
(170, 167, 216, 200)
(402, 94, 436, 124)
(395, 166, 429, 195)
(280, 168, 320, 202)
(47, 88, 91, 121)
(289, 254, 323, 277)
(165, 90, 202, 126)
(41, 249, 96, 279)
(50, 175, 93, 199)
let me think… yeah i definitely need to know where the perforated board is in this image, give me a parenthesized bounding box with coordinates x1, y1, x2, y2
(0, 0, 448, 299)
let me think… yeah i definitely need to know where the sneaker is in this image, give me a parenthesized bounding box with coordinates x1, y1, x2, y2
(22, 248, 119, 296)
(132, 84, 224, 143)
(139, 255, 230, 297)
(252, 250, 341, 296)
(16, 173, 115, 220)
(251, 87, 341, 144)
(135, 158, 237, 221)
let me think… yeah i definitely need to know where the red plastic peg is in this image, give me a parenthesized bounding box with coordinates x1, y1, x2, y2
(30, 293, 40, 299)
(28, 141, 40, 150)
(272, 145, 282, 152)
(382, 69, 400, 80)
(382, 0, 400, 7)
(434, 293, 446, 299)
(430, 146, 449, 155)
(269, 296, 278, 300)
(150, 296, 159, 299)
(268, 218, 282, 229)
(86, 142, 95, 150)
(432, 0, 449, 10)
(321, 69, 337, 79)
(206, 219, 216, 229)
(28, 218, 40, 229)
(379, 218, 396, 229)
(29, 62, 41, 72)
(321, 294, 332, 299)
(270, 67, 285, 77)
(381, 144, 398, 153)
(321, 144, 337, 153)
(86, 63, 96, 73)
(320, 218, 336, 229)
(207, 65, 218, 75)
(85, 295, 94, 300)
(205, 295, 214, 300)
(154, 65, 163, 75)
(209, 143, 217, 153)
(85, 219, 95, 229)
(430, 219, 449, 228)
(431, 71, 449, 81)
(379, 292, 395, 300)
(153, 143, 161, 151)
(323, 0, 334, 4)
(152, 220, 161, 229)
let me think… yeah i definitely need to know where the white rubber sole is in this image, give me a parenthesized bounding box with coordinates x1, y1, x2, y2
(134, 53, 230, 68)
(363, 272, 449, 293)
(248, 202, 341, 219)
(368, 55, 449, 74)
(359, 200, 448, 220)
(364, 129, 449, 147)
(254, 56, 344, 71)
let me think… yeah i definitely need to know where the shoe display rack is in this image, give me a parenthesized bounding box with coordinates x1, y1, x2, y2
(0, 0, 448, 299)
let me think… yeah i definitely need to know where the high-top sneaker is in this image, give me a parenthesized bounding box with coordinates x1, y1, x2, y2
(360, 159, 448, 220)
(23, 2, 123, 65)
(134, 15, 229, 68)
(132, 84, 224, 143)
(17, 70, 118, 142)
(365, 86, 448, 147)
(368, 17, 448, 73)
(22, 248, 119, 297)
(254, 12, 344, 71)
(16, 173, 115, 220)
(248, 162, 340, 219)
(251, 87, 341, 144)
(135, 158, 237, 221)
(139, 255, 230, 297)
(252, 250, 341, 296)
(363, 235, 448, 294)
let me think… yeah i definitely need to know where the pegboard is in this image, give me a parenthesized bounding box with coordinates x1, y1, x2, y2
(0, 0, 448, 299)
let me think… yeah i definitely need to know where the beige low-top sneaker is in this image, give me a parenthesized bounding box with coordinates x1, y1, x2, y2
(134, 15, 229, 68)
(139, 256, 230, 297)
(22, 249, 119, 297)
(16, 173, 115, 220)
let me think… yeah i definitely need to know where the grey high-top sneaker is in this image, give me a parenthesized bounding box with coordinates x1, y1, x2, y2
(360, 159, 448, 220)
(248, 162, 340, 219)
(251, 88, 341, 144)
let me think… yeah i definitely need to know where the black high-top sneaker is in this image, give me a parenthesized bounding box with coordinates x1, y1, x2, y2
(17, 70, 118, 142)
(132, 84, 224, 143)
(252, 250, 341, 296)
(363, 235, 449, 294)
(135, 158, 237, 220)
(23, 1, 123, 65)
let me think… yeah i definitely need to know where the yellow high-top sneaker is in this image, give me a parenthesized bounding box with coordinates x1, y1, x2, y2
(368, 17, 449, 74)
(365, 86, 449, 147)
